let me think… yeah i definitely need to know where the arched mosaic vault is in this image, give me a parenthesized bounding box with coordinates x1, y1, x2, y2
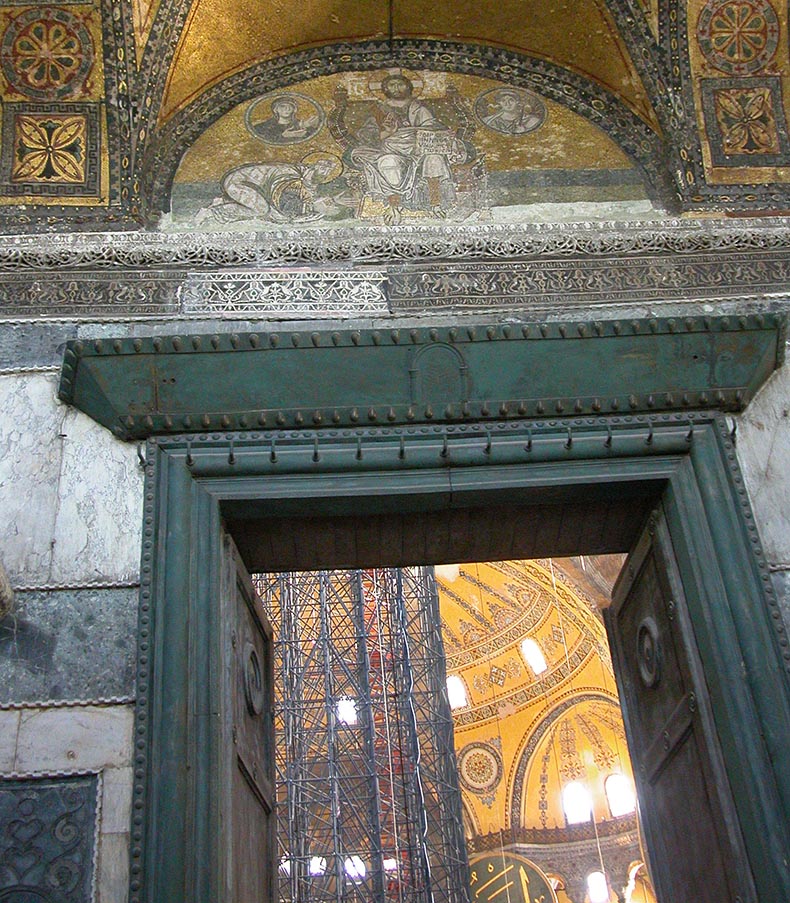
(1, 0, 790, 226)
(512, 694, 628, 831)
(142, 40, 677, 222)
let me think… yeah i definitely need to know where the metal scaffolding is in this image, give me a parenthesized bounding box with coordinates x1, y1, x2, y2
(254, 568, 471, 903)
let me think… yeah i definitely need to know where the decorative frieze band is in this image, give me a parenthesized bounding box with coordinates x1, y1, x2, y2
(180, 270, 388, 317)
(1, 220, 790, 270)
(0, 222, 789, 319)
(388, 252, 790, 309)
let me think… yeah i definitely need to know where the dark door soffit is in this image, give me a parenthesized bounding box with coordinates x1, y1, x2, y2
(58, 314, 786, 441)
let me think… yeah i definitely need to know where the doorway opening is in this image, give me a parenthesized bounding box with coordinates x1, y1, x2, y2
(252, 557, 645, 903)
(135, 418, 790, 903)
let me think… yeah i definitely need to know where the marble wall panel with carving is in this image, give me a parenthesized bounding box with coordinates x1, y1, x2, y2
(0, 704, 134, 903)
(0, 772, 99, 902)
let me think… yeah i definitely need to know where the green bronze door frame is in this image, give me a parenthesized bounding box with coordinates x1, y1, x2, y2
(129, 416, 790, 903)
(56, 312, 789, 901)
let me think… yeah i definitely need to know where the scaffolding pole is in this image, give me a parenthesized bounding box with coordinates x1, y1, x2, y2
(256, 567, 471, 903)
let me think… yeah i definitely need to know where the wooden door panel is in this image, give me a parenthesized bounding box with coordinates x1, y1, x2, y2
(608, 510, 756, 903)
(232, 762, 273, 901)
(615, 550, 686, 743)
(221, 529, 275, 903)
(233, 569, 275, 808)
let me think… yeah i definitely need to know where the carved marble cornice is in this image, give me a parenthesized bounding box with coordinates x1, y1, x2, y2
(1, 220, 789, 319)
(3, 219, 790, 269)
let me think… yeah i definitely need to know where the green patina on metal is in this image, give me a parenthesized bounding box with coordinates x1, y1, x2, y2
(60, 312, 786, 902)
(133, 419, 790, 903)
(58, 314, 785, 440)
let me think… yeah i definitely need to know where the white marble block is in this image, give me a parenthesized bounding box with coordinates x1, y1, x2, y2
(737, 361, 790, 567)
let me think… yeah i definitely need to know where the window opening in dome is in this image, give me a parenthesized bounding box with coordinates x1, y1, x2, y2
(586, 871, 610, 903)
(447, 674, 469, 709)
(336, 696, 358, 725)
(562, 781, 593, 824)
(605, 773, 636, 816)
(308, 856, 327, 876)
(344, 856, 367, 881)
(520, 637, 548, 674)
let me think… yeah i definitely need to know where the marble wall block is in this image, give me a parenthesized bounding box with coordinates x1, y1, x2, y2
(0, 372, 65, 584)
(50, 407, 143, 586)
(0, 372, 143, 589)
(0, 321, 77, 371)
(97, 831, 130, 903)
(13, 704, 133, 773)
(0, 587, 137, 704)
(0, 710, 19, 771)
(737, 361, 790, 567)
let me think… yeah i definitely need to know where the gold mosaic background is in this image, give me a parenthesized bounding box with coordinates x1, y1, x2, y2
(0, 1, 789, 219)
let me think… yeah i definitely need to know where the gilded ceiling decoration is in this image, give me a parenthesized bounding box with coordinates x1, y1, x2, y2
(0, 1, 788, 228)
(436, 561, 627, 824)
(437, 558, 644, 903)
(0, 0, 111, 207)
(689, 0, 790, 184)
(158, 0, 656, 126)
(131, 0, 159, 62)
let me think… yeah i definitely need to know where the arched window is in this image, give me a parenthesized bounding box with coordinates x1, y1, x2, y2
(344, 856, 366, 881)
(520, 637, 547, 675)
(309, 856, 327, 876)
(446, 674, 468, 709)
(336, 697, 358, 725)
(562, 781, 592, 824)
(605, 773, 636, 816)
(586, 871, 609, 903)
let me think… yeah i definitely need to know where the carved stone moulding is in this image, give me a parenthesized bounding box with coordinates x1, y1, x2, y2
(0, 221, 790, 320)
(1, 219, 790, 269)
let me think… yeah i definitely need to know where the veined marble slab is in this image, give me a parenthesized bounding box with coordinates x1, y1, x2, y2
(14, 704, 133, 773)
(51, 408, 143, 586)
(0, 373, 64, 584)
(737, 361, 790, 567)
(0, 373, 144, 587)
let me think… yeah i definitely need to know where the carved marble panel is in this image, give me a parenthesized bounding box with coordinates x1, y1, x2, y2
(181, 269, 388, 317)
(0, 773, 99, 902)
